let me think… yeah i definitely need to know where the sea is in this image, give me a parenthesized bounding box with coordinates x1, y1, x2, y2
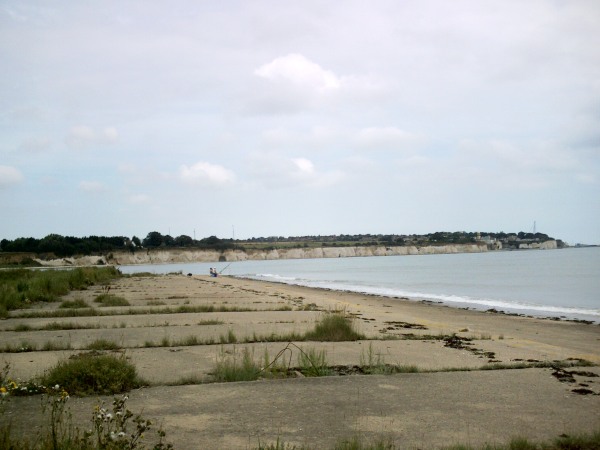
(119, 247, 600, 323)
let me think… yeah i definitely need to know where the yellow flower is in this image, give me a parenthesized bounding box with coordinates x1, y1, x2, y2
(0, 386, 7, 394)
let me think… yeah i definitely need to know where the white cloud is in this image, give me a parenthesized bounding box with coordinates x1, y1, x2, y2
(249, 54, 381, 115)
(248, 153, 343, 188)
(0, 165, 24, 187)
(65, 126, 118, 149)
(179, 161, 235, 187)
(356, 127, 423, 151)
(78, 181, 106, 192)
(255, 53, 341, 91)
(291, 157, 315, 175)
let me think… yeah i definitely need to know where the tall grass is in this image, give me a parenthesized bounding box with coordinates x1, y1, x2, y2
(305, 312, 364, 342)
(94, 293, 130, 307)
(212, 347, 262, 382)
(0, 267, 121, 317)
(297, 347, 330, 376)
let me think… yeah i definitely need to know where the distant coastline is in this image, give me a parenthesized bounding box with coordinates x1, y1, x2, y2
(3, 240, 564, 267)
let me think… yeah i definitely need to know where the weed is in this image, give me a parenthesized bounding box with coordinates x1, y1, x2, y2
(59, 298, 88, 309)
(212, 347, 261, 382)
(11, 304, 255, 319)
(334, 436, 395, 449)
(198, 319, 224, 325)
(0, 341, 37, 353)
(169, 374, 206, 386)
(1, 390, 173, 449)
(0, 267, 121, 314)
(305, 312, 364, 342)
(256, 437, 300, 449)
(220, 329, 238, 344)
(87, 339, 121, 351)
(147, 300, 166, 306)
(41, 321, 98, 331)
(41, 341, 72, 351)
(360, 343, 389, 374)
(297, 347, 330, 377)
(177, 335, 200, 346)
(94, 294, 130, 307)
(41, 353, 144, 395)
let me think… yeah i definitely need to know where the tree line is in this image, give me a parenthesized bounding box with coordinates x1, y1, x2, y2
(0, 230, 558, 258)
(0, 232, 235, 258)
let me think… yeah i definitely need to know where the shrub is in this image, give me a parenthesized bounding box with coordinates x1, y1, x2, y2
(305, 313, 364, 342)
(41, 353, 144, 396)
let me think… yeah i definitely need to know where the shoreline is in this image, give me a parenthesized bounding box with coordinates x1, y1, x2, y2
(2, 273, 599, 448)
(231, 275, 600, 325)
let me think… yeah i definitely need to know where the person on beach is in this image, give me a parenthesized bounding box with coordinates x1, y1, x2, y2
(210, 268, 218, 277)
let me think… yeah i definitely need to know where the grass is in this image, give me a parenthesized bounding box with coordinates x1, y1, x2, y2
(41, 353, 145, 396)
(93, 293, 130, 307)
(0, 267, 121, 317)
(41, 341, 73, 351)
(11, 321, 102, 332)
(254, 431, 600, 450)
(220, 329, 238, 344)
(304, 312, 364, 341)
(297, 347, 330, 376)
(443, 430, 600, 449)
(9, 304, 267, 319)
(360, 343, 393, 375)
(212, 347, 262, 382)
(59, 298, 88, 309)
(86, 339, 121, 351)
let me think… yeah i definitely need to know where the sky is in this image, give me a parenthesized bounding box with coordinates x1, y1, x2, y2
(1, 1, 599, 245)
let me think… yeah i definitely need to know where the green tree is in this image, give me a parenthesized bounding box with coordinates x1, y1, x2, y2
(174, 235, 193, 247)
(143, 231, 164, 248)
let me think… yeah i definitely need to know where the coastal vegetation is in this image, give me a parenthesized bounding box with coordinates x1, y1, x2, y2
(0, 266, 120, 318)
(41, 353, 144, 396)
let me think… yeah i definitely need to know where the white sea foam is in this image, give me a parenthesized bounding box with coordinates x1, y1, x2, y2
(122, 247, 600, 323)
(245, 266, 600, 321)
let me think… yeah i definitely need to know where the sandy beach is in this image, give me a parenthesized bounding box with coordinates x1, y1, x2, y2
(1, 274, 599, 449)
